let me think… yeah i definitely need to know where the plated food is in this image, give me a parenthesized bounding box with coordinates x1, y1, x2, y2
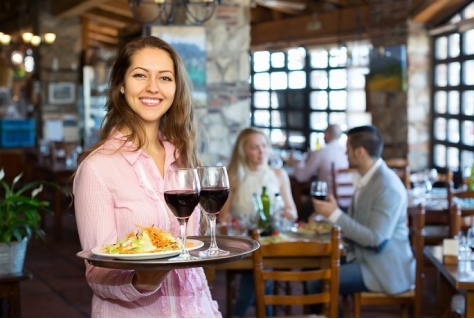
(291, 219, 332, 236)
(91, 225, 204, 260)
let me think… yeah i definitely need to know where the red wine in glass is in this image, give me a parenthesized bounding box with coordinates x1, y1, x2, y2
(164, 190, 200, 218)
(310, 181, 328, 201)
(197, 166, 230, 258)
(312, 192, 327, 201)
(163, 167, 201, 261)
(199, 187, 230, 214)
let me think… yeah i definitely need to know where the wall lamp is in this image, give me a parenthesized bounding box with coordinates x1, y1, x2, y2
(128, 0, 218, 25)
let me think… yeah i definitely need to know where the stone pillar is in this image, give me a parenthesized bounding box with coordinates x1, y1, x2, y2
(198, 1, 251, 165)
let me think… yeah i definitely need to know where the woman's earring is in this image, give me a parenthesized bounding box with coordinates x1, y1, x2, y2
(120, 87, 124, 94)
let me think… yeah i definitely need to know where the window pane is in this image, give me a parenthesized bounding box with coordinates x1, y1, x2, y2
(329, 112, 347, 127)
(434, 117, 446, 140)
(311, 50, 328, 68)
(271, 52, 285, 68)
(310, 91, 328, 110)
(447, 147, 459, 170)
(288, 111, 304, 129)
(288, 71, 306, 89)
(271, 110, 285, 127)
(310, 70, 328, 89)
(310, 112, 328, 130)
(288, 47, 305, 70)
(448, 91, 460, 114)
(270, 72, 287, 90)
(288, 131, 305, 149)
(310, 132, 325, 150)
(462, 150, 474, 171)
(288, 90, 305, 109)
(465, 3, 474, 19)
(448, 62, 460, 86)
(347, 67, 367, 89)
(329, 69, 347, 89)
(435, 64, 447, 87)
(435, 36, 448, 60)
(254, 51, 270, 72)
(462, 120, 474, 146)
(433, 144, 446, 167)
(434, 91, 447, 113)
(449, 34, 460, 58)
(254, 110, 270, 126)
(271, 91, 285, 108)
(254, 73, 270, 90)
(463, 61, 474, 85)
(464, 91, 474, 116)
(448, 119, 460, 143)
(329, 47, 347, 67)
(464, 29, 474, 55)
(347, 90, 366, 112)
(254, 91, 270, 108)
(329, 91, 347, 110)
(270, 129, 286, 147)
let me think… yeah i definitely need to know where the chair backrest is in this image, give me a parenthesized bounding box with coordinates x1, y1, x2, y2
(385, 158, 411, 189)
(410, 204, 426, 318)
(251, 227, 341, 318)
(449, 189, 474, 235)
(331, 162, 356, 209)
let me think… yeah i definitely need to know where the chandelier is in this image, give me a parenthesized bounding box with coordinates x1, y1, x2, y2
(128, 0, 218, 25)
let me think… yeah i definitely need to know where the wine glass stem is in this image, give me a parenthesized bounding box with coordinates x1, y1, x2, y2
(178, 218, 190, 257)
(207, 213, 219, 252)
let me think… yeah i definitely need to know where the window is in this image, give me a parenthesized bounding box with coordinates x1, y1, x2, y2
(250, 42, 370, 151)
(431, 2, 474, 175)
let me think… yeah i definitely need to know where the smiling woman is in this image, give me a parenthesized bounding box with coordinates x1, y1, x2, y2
(73, 36, 219, 318)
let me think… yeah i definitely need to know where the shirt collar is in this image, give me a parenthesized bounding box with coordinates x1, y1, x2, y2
(352, 158, 383, 190)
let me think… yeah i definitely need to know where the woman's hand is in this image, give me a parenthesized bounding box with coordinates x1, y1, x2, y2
(311, 194, 338, 219)
(133, 270, 171, 292)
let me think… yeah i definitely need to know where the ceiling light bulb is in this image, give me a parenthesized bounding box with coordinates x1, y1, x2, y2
(44, 33, 56, 44)
(22, 32, 33, 43)
(0, 34, 11, 45)
(31, 35, 41, 46)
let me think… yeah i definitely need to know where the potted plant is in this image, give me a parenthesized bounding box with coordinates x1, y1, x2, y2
(0, 168, 57, 275)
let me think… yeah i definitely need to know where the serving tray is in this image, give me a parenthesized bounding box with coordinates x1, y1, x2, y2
(76, 236, 259, 270)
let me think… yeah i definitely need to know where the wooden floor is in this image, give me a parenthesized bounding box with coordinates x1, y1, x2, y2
(14, 211, 442, 318)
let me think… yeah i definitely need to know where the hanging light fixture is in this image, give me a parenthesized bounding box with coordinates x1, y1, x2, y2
(21, 31, 56, 46)
(128, 0, 218, 25)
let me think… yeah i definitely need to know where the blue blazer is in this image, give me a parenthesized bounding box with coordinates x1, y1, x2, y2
(336, 162, 415, 295)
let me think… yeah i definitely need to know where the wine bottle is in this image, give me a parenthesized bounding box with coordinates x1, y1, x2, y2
(259, 186, 271, 236)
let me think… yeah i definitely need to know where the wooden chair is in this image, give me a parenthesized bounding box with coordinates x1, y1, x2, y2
(385, 158, 411, 189)
(449, 189, 474, 236)
(347, 204, 425, 318)
(251, 226, 341, 318)
(331, 162, 356, 210)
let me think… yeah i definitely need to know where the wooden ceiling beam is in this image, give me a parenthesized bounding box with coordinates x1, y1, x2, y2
(51, 0, 113, 18)
(87, 32, 119, 46)
(82, 9, 136, 28)
(411, 0, 470, 24)
(97, 1, 134, 18)
(87, 23, 119, 37)
(251, 5, 369, 47)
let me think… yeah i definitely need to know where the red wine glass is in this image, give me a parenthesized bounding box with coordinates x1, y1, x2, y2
(310, 180, 327, 200)
(197, 166, 230, 257)
(164, 167, 201, 261)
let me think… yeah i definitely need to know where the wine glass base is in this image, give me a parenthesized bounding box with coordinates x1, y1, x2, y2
(169, 254, 201, 261)
(199, 248, 230, 258)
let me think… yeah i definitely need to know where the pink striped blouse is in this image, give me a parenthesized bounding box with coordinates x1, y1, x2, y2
(73, 132, 221, 318)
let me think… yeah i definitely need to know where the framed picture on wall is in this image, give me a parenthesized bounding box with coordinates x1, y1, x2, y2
(147, 25, 207, 107)
(48, 82, 76, 104)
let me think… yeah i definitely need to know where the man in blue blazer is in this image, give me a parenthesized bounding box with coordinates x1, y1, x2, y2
(309, 125, 415, 297)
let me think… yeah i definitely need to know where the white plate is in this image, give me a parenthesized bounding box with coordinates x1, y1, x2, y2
(91, 239, 205, 260)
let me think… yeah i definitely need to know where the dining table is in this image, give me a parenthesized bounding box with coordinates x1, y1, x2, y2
(423, 245, 474, 317)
